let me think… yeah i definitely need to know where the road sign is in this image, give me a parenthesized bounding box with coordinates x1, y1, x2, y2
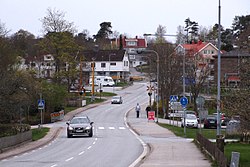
(196, 96, 205, 105)
(147, 111, 155, 121)
(170, 95, 178, 102)
(38, 99, 45, 109)
(146, 85, 155, 91)
(180, 96, 188, 106)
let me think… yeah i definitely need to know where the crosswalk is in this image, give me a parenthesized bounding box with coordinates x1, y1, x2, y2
(96, 126, 126, 130)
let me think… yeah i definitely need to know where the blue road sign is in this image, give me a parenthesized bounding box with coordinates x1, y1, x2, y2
(38, 100, 45, 109)
(180, 96, 188, 106)
(170, 95, 178, 102)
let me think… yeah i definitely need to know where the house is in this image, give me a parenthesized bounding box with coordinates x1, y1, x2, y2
(213, 50, 250, 87)
(111, 36, 147, 67)
(20, 54, 57, 79)
(81, 49, 130, 83)
(175, 41, 219, 85)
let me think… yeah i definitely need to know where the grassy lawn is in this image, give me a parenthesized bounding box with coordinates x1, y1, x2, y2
(158, 123, 225, 139)
(224, 142, 250, 167)
(32, 127, 50, 141)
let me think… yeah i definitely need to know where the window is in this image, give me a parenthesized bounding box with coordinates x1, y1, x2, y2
(211, 50, 214, 54)
(101, 63, 106, 68)
(126, 41, 137, 46)
(124, 61, 128, 66)
(203, 50, 208, 54)
(110, 63, 116, 66)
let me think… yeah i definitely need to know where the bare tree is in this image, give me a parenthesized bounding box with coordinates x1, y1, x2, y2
(41, 8, 76, 34)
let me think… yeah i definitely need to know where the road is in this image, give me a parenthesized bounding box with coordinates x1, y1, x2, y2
(0, 82, 149, 167)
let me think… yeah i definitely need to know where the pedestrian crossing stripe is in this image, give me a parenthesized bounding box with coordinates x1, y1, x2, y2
(97, 127, 126, 130)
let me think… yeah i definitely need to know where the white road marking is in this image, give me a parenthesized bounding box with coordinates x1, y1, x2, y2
(93, 141, 96, 144)
(79, 151, 85, 155)
(87, 146, 92, 150)
(98, 127, 105, 129)
(51, 164, 58, 167)
(65, 157, 74, 162)
(109, 127, 115, 129)
(119, 127, 126, 129)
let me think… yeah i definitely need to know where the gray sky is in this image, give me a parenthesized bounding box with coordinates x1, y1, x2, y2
(1, 0, 249, 41)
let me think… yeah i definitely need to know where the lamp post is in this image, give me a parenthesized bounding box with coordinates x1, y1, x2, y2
(217, 0, 222, 137)
(137, 49, 159, 123)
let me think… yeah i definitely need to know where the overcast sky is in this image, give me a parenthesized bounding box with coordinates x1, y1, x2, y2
(1, 0, 249, 41)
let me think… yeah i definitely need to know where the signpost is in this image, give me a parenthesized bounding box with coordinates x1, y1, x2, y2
(180, 96, 188, 137)
(196, 96, 205, 132)
(38, 94, 45, 128)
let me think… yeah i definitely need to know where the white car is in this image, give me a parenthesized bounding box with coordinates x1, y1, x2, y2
(111, 96, 123, 104)
(181, 114, 198, 128)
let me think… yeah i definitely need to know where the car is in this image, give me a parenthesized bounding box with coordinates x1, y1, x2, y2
(66, 115, 94, 138)
(111, 96, 123, 104)
(181, 114, 198, 128)
(204, 115, 217, 129)
(212, 112, 228, 125)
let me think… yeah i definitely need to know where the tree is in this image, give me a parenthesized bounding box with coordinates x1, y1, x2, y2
(10, 29, 38, 58)
(40, 8, 81, 89)
(0, 20, 10, 37)
(41, 8, 76, 34)
(176, 25, 186, 44)
(232, 15, 250, 51)
(184, 18, 199, 43)
(93, 22, 113, 49)
(155, 25, 167, 43)
(146, 43, 182, 118)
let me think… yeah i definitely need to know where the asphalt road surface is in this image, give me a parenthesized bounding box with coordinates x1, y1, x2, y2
(0, 82, 149, 167)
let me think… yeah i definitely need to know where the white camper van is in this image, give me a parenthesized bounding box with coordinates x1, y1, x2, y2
(89, 76, 115, 86)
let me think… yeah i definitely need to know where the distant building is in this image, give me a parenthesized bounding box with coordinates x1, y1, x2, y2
(213, 50, 250, 87)
(175, 41, 219, 85)
(111, 35, 147, 67)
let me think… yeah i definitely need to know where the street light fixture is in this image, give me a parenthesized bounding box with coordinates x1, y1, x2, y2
(137, 49, 159, 123)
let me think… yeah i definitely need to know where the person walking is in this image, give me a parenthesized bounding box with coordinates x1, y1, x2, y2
(145, 106, 151, 118)
(135, 103, 141, 118)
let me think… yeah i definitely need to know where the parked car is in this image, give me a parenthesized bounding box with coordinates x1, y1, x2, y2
(204, 115, 217, 129)
(212, 112, 228, 125)
(181, 114, 198, 128)
(66, 115, 94, 138)
(111, 96, 123, 104)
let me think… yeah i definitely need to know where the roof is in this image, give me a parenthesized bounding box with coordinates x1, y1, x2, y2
(177, 41, 218, 56)
(81, 50, 126, 62)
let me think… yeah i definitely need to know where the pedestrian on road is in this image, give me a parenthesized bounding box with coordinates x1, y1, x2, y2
(135, 103, 141, 118)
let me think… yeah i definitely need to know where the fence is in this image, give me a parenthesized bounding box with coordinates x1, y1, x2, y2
(196, 133, 228, 167)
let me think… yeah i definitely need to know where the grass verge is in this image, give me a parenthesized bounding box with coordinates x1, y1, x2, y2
(224, 142, 250, 167)
(32, 127, 50, 141)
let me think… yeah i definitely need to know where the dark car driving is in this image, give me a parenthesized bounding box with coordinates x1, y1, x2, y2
(66, 115, 94, 138)
(204, 115, 217, 129)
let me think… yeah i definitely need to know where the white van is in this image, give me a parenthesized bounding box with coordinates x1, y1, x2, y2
(89, 76, 115, 86)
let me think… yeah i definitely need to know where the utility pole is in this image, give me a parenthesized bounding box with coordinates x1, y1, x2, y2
(91, 59, 95, 102)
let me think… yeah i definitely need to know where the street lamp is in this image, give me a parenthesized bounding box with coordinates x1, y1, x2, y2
(137, 49, 159, 123)
(217, 0, 222, 137)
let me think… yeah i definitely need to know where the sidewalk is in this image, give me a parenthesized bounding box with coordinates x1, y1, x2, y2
(126, 106, 211, 167)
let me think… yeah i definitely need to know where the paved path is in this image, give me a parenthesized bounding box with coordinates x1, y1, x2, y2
(127, 104, 211, 167)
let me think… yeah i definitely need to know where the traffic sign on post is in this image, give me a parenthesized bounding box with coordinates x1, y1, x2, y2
(38, 100, 45, 109)
(170, 95, 178, 102)
(180, 96, 188, 106)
